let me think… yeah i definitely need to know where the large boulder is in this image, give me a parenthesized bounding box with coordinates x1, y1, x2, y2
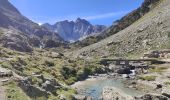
(74, 95, 92, 100)
(117, 68, 132, 74)
(48, 52, 64, 58)
(18, 78, 49, 99)
(42, 79, 61, 94)
(0, 67, 13, 77)
(162, 88, 170, 98)
(74, 95, 86, 100)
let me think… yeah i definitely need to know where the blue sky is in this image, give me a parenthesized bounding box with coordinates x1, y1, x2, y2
(10, 0, 144, 26)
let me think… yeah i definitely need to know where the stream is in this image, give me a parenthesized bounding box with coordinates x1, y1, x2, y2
(72, 77, 143, 100)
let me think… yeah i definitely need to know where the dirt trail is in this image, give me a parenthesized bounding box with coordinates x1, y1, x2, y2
(0, 78, 6, 100)
(0, 67, 12, 100)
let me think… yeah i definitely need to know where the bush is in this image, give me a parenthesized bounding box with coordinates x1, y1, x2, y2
(76, 70, 88, 80)
(84, 63, 103, 75)
(66, 77, 77, 85)
(1, 62, 12, 69)
(31, 77, 38, 85)
(30, 76, 43, 85)
(139, 76, 156, 81)
(60, 66, 77, 79)
(44, 60, 55, 67)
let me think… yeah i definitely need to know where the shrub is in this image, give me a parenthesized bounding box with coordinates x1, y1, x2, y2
(76, 70, 88, 80)
(84, 63, 103, 75)
(60, 66, 77, 79)
(16, 57, 27, 66)
(7, 51, 16, 55)
(57, 88, 76, 100)
(44, 60, 55, 67)
(66, 77, 77, 85)
(1, 62, 12, 69)
(31, 77, 38, 85)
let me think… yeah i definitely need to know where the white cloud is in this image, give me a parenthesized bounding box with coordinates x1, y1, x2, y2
(83, 11, 128, 20)
(38, 23, 42, 26)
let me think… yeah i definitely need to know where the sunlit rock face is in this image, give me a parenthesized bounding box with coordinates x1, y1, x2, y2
(43, 18, 106, 42)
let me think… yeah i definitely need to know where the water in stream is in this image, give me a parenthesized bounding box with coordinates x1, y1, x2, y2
(72, 78, 143, 100)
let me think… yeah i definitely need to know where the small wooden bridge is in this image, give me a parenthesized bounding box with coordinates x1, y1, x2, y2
(100, 58, 160, 66)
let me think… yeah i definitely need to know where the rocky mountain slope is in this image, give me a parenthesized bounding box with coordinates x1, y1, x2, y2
(42, 18, 106, 42)
(69, 0, 170, 58)
(0, 0, 65, 52)
(74, 0, 161, 47)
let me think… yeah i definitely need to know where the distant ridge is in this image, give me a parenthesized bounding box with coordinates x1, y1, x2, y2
(42, 18, 106, 42)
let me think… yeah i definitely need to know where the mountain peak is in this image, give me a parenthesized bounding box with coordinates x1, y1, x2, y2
(75, 18, 90, 24)
(63, 20, 69, 23)
(43, 18, 106, 42)
(76, 18, 83, 21)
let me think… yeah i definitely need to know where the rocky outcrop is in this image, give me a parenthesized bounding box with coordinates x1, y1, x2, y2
(101, 86, 134, 100)
(0, 28, 33, 52)
(162, 88, 170, 98)
(42, 18, 106, 42)
(0, 67, 13, 77)
(18, 78, 49, 99)
(135, 93, 169, 100)
(42, 79, 61, 94)
(117, 68, 132, 74)
(47, 52, 64, 58)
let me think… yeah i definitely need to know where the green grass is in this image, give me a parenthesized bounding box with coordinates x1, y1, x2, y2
(48, 95, 60, 100)
(139, 75, 157, 81)
(5, 81, 31, 100)
(164, 81, 170, 85)
(1, 62, 12, 69)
